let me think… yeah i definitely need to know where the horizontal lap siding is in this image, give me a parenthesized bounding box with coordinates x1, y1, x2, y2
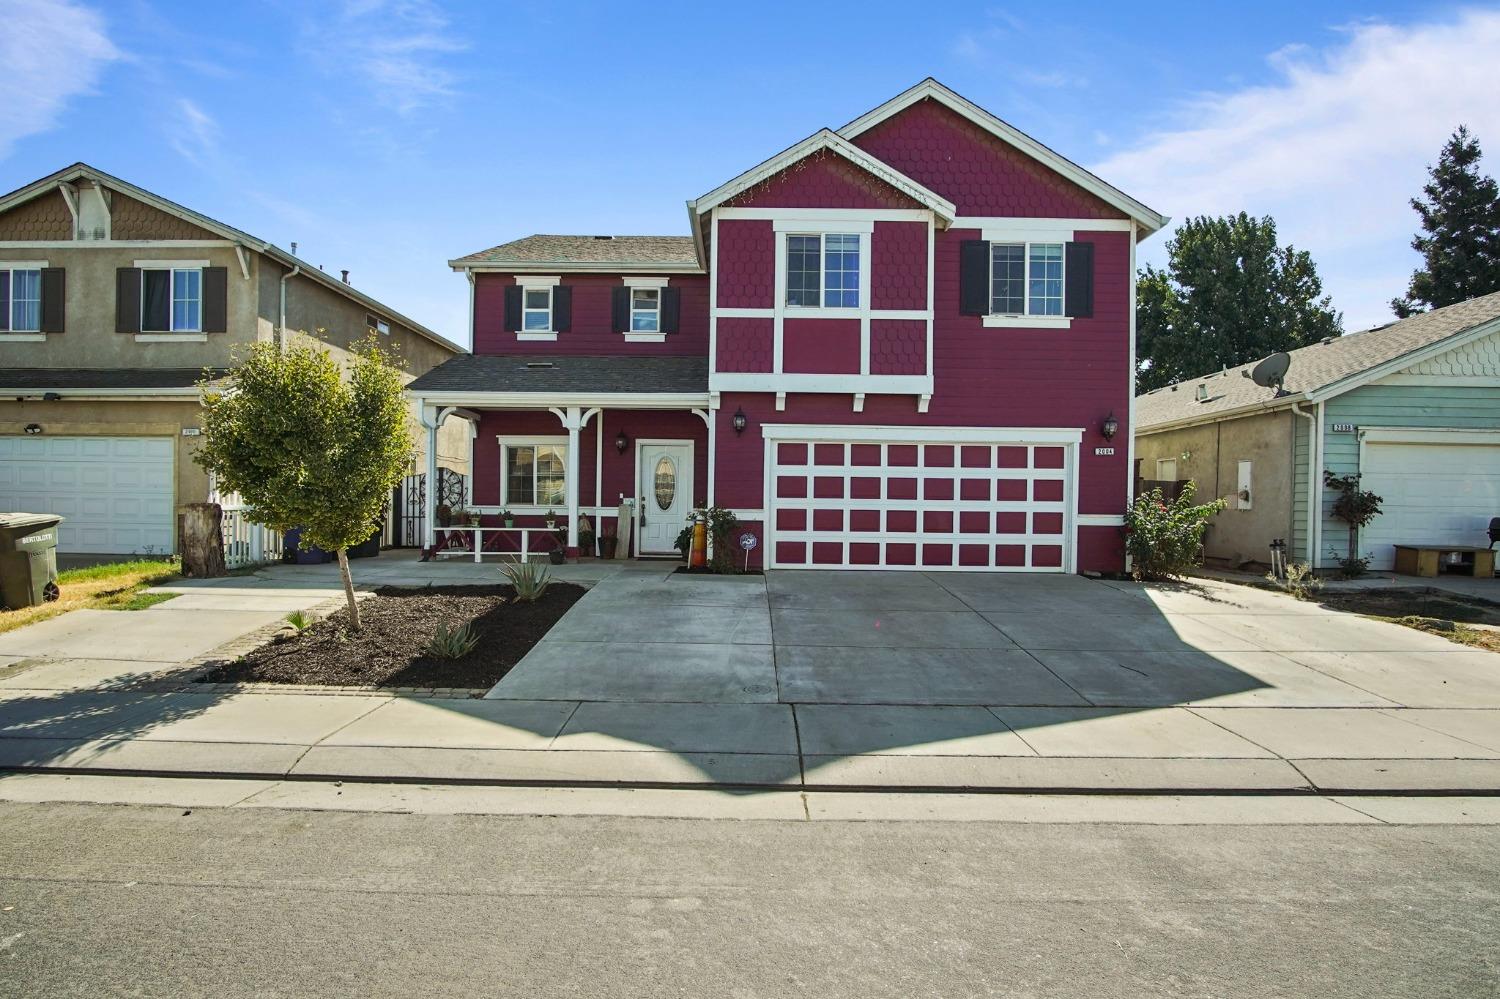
(1319, 383, 1500, 564)
(472, 273, 708, 355)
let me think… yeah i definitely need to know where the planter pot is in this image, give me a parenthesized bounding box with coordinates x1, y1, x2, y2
(600, 538, 617, 558)
(503, 519, 515, 528)
(548, 549, 566, 565)
(544, 521, 557, 531)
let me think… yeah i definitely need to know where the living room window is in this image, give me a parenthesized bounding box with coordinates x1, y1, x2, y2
(990, 242, 1063, 317)
(502, 439, 567, 508)
(522, 287, 552, 332)
(786, 233, 861, 308)
(0, 267, 41, 332)
(141, 267, 202, 333)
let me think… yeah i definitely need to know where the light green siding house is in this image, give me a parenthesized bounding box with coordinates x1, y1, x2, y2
(1135, 292, 1500, 573)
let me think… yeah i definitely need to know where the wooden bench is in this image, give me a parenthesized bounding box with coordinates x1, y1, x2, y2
(1391, 544, 1496, 579)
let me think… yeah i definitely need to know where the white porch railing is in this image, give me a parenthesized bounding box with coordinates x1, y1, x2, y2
(208, 481, 285, 569)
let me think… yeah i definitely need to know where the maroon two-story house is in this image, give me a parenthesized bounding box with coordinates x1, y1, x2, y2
(409, 79, 1167, 572)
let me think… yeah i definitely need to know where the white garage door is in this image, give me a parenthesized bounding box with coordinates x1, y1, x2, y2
(0, 436, 175, 555)
(1361, 441, 1500, 569)
(767, 433, 1076, 571)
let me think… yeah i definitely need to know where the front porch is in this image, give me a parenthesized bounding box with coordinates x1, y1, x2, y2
(412, 356, 716, 562)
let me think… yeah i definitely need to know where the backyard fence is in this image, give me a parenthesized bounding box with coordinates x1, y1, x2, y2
(207, 480, 285, 569)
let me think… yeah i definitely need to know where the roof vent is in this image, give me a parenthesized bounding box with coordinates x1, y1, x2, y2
(593, 235, 614, 240)
(525, 361, 555, 369)
(1195, 384, 1210, 402)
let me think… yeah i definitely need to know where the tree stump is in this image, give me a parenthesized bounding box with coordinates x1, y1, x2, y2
(180, 503, 227, 578)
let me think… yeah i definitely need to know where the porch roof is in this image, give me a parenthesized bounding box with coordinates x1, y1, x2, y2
(407, 354, 709, 398)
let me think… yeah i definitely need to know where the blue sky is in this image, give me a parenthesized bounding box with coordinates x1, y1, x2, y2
(3, 0, 1499, 345)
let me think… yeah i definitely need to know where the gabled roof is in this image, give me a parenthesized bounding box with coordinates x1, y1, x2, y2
(1136, 291, 1500, 433)
(687, 128, 958, 223)
(0, 163, 464, 354)
(837, 78, 1169, 235)
(449, 234, 700, 271)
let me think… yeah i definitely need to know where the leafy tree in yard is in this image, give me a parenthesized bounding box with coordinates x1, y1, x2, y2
(1392, 126, 1500, 318)
(196, 337, 413, 629)
(1136, 214, 1342, 391)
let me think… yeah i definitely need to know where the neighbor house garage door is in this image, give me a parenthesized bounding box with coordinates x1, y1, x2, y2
(0, 436, 175, 555)
(766, 430, 1077, 571)
(1360, 438, 1500, 570)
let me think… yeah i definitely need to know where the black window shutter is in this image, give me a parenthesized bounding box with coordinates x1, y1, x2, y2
(203, 266, 228, 333)
(611, 287, 629, 333)
(116, 267, 141, 333)
(1065, 242, 1094, 319)
(0, 271, 10, 332)
(959, 240, 990, 316)
(39, 268, 65, 333)
(660, 287, 680, 334)
(503, 285, 522, 332)
(552, 285, 572, 332)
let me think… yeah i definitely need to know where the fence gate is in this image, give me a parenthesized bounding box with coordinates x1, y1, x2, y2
(391, 467, 467, 547)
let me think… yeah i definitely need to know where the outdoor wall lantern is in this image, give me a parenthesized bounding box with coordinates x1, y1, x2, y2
(1100, 412, 1119, 441)
(732, 407, 748, 435)
(23, 424, 42, 435)
(615, 429, 629, 454)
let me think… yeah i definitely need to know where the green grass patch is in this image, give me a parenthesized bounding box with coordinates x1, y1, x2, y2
(58, 558, 180, 585)
(96, 590, 179, 611)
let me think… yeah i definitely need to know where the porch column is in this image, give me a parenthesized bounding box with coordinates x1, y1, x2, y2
(421, 403, 440, 549)
(550, 405, 585, 557)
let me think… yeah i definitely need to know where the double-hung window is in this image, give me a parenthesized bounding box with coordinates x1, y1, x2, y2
(990, 242, 1063, 317)
(785, 233, 861, 308)
(141, 267, 202, 333)
(502, 440, 567, 508)
(0, 267, 41, 332)
(522, 288, 552, 331)
(630, 288, 660, 332)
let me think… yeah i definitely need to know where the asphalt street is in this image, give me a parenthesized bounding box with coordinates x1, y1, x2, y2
(1, 800, 1496, 997)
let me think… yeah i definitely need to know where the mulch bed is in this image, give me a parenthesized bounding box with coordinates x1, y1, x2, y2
(199, 583, 584, 689)
(1316, 588, 1500, 626)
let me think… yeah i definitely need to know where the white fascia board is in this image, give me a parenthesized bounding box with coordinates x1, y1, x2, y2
(722, 207, 933, 223)
(952, 217, 1134, 232)
(1304, 316, 1500, 404)
(690, 129, 956, 223)
(761, 423, 1084, 444)
(409, 391, 711, 410)
(1134, 394, 1305, 436)
(835, 79, 1169, 236)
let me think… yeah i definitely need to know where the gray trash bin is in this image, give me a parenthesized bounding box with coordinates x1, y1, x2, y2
(0, 513, 64, 609)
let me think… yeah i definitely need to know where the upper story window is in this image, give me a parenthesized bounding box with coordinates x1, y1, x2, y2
(0, 267, 41, 332)
(630, 289, 660, 332)
(142, 267, 201, 333)
(522, 287, 552, 331)
(367, 313, 390, 336)
(990, 242, 1063, 317)
(786, 233, 861, 308)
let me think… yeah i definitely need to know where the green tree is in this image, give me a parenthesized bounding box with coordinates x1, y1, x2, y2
(1136, 213, 1342, 391)
(196, 337, 414, 629)
(1392, 126, 1500, 318)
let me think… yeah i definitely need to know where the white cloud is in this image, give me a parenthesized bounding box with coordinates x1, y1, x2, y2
(324, 0, 466, 116)
(170, 98, 220, 165)
(0, 0, 119, 158)
(1094, 9, 1500, 330)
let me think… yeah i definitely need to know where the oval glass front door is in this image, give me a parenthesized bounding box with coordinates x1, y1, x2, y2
(654, 456, 676, 510)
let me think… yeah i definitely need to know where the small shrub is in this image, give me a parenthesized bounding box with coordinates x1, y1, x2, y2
(1122, 481, 1227, 580)
(284, 610, 314, 631)
(501, 558, 551, 602)
(1267, 562, 1325, 599)
(674, 506, 743, 572)
(1330, 549, 1372, 579)
(426, 622, 479, 659)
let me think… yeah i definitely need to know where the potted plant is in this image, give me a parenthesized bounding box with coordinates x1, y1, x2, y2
(548, 530, 567, 565)
(501, 509, 514, 528)
(436, 503, 452, 527)
(544, 509, 558, 530)
(468, 510, 482, 526)
(449, 505, 467, 526)
(600, 532, 617, 558)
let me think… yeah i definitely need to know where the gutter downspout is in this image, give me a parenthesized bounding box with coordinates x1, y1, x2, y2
(1290, 402, 1317, 565)
(278, 264, 302, 350)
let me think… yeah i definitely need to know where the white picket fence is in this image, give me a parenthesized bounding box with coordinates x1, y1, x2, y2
(208, 481, 284, 568)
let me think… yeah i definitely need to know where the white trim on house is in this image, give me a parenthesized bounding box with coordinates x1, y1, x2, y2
(0, 334, 46, 343)
(712, 373, 933, 396)
(835, 78, 1169, 235)
(1374, 374, 1500, 387)
(623, 332, 666, 344)
(983, 316, 1071, 329)
(0, 259, 49, 269)
(514, 274, 560, 288)
(953, 217, 1135, 233)
(132, 258, 211, 269)
(688, 128, 957, 223)
(632, 438, 696, 556)
(1078, 513, 1125, 527)
(1359, 426, 1500, 447)
(760, 423, 1084, 444)
(771, 218, 877, 235)
(721, 207, 935, 222)
(515, 332, 558, 342)
(621, 276, 671, 289)
(135, 333, 207, 343)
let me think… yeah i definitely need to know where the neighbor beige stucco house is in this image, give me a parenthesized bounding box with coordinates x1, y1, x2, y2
(0, 163, 468, 556)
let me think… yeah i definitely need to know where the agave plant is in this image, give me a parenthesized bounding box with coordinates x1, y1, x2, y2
(501, 558, 551, 602)
(425, 622, 479, 659)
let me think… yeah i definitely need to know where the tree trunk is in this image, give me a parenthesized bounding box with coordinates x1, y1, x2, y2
(337, 548, 361, 630)
(179, 503, 227, 578)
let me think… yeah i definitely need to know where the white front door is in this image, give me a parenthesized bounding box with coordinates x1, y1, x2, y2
(637, 441, 692, 555)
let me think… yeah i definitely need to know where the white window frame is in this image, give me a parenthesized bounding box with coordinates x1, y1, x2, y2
(498, 435, 569, 511)
(0, 261, 46, 337)
(135, 258, 207, 336)
(367, 313, 391, 336)
(1155, 458, 1177, 481)
(622, 275, 670, 343)
(515, 275, 559, 341)
(982, 240, 1069, 329)
(630, 288, 660, 333)
(784, 231, 862, 310)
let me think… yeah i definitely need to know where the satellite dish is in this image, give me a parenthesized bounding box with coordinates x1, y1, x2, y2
(1243, 352, 1292, 395)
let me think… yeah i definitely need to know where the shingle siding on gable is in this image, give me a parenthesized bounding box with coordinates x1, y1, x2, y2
(1399, 327, 1500, 376)
(0, 188, 74, 240)
(110, 193, 217, 240)
(724, 150, 926, 210)
(850, 98, 1126, 219)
